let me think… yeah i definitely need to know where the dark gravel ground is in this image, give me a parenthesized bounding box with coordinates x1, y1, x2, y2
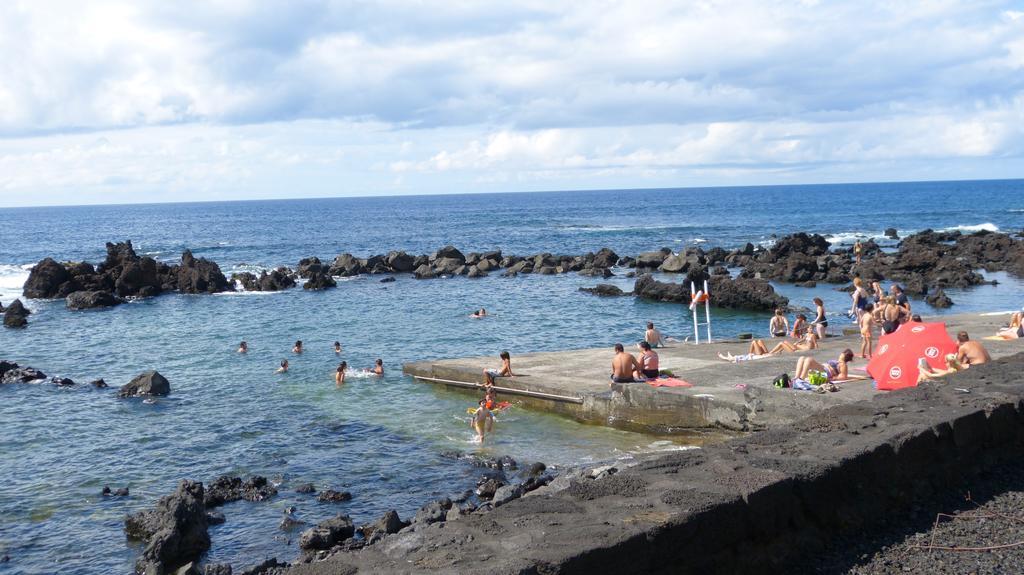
(791, 460, 1024, 575)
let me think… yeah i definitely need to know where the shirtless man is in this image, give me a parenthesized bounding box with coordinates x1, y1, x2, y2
(470, 399, 495, 442)
(335, 361, 347, 385)
(483, 351, 514, 386)
(276, 359, 289, 373)
(369, 359, 384, 376)
(644, 322, 665, 348)
(956, 332, 991, 368)
(610, 343, 641, 385)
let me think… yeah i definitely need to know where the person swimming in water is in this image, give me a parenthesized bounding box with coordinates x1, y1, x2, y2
(470, 399, 495, 442)
(276, 359, 289, 373)
(292, 340, 303, 354)
(368, 359, 384, 376)
(237, 341, 248, 353)
(470, 308, 487, 318)
(334, 341, 342, 354)
(335, 361, 347, 385)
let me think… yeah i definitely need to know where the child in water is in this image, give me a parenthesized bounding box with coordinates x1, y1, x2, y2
(276, 359, 289, 373)
(471, 399, 495, 442)
(335, 361, 347, 385)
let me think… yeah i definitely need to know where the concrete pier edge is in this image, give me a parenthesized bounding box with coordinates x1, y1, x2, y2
(287, 351, 1024, 574)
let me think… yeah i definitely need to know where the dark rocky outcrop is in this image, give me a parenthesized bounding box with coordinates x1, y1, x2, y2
(50, 376, 75, 387)
(298, 515, 355, 551)
(124, 480, 210, 575)
(926, 287, 954, 308)
(302, 272, 337, 290)
(23, 258, 71, 299)
(204, 476, 278, 508)
(3, 299, 30, 328)
(413, 498, 452, 525)
(592, 248, 619, 269)
(90, 378, 109, 389)
(232, 269, 296, 292)
(633, 274, 788, 311)
(578, 284, 627, 297)
(316, 489, 352, 503)
(177, 251, 231, 294)
(1, 365, 46, 384)
(118, 371, 170, 398)
(294, 483, 317, 494)
(358, 510, 407, 539)
(66, 290, 122, 310)
(884, 227, 899, 239)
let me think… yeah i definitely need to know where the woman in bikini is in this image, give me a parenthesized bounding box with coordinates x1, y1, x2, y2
(994, 312, 1024, 339)
(769, 309, 789, 338)
(794, 349, 854, 382)
(812, 298, 828, 340)
(745, 332, 819, 356)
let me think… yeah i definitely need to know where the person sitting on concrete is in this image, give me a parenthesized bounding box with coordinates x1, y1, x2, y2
(794, 348, 854, 382)
(956, 332, 991, 367)
(483, 350, 514, 386)
(634, 341, 660, 380)
(769, 309, 789, 338)
(610, 343, 641, 385)
(645, 322, 666, 348)
(791, 314, 809, 338)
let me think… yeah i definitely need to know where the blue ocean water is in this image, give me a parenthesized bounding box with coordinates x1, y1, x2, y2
(0, 179, 1022, 574)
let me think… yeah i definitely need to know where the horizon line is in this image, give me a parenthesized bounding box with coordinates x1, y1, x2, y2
(1, 175, 1021, 210)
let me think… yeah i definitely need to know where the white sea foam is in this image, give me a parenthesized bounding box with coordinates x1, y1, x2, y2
(0, 264, 31, 303)
(559, 223, 697, 233)
(938, 222, 999, 233)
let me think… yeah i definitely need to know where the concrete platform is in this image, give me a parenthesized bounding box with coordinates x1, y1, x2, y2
(403, 311, 1023, 433)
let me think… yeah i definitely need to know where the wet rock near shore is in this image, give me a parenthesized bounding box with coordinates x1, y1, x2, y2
(316, 489, 352, 503)
(301, 272, 336, 290)
(102, 486, 130, 497)
(204, 476, 278, 508)
(3, 299, 30, 328)
(118, 370, 170, 398)
(578, 284, 627, 297)
(298, 515, 355, 551)
(358, 510, 407, 540)
(926, 287, 954, 308)
(66, 290, 122, 310)
(232, 268, 296, 292)
(1, 365, 47, 384)
(124, 479, 210, 575)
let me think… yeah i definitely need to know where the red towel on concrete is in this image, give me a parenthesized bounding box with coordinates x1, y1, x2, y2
(646, 378, 693, 388)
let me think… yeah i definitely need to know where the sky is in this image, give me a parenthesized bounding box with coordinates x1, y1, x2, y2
(0, 1, 1022, 207)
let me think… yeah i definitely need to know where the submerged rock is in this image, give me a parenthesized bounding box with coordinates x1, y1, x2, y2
(1, 366, 47, 384)
(204, 476, 278, 507)
(66, 290, 122, 310)
(316, 489, 352, 503)
(124, 479, 210, 575)
(3, 299, 30, 328)
(578, 284, 626, 297)
(118, 370, 170, 398)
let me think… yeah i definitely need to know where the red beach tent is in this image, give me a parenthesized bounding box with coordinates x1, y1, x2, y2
(867, 322, 958, 391)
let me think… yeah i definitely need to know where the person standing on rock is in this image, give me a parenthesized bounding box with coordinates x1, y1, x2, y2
(610, 343, 641, 385)
(853, 240, 863, 264)
(335, 361, 347, 385)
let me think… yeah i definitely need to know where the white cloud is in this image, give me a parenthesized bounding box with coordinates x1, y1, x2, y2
(0, 1, 1021, 205)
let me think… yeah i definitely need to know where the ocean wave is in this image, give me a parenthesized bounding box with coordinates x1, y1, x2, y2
(557, 223, 698, 233)
(938, 222, 999, 233)
(0, 264, 31, 302)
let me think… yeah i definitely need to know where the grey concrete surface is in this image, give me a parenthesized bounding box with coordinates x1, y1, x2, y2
(404, 311, 1022, 432)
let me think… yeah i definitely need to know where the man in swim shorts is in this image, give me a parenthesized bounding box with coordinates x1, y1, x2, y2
(483, 351, 513, 386)
(610, 343, 641, 385)
(644, 322, 665, 348)
(956, 332, 991, 367)
(471, 399, 495, 442)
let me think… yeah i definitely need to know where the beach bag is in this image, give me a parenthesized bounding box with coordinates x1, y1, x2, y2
(807, 370, 828, 386)
(772, 373, 790, 388)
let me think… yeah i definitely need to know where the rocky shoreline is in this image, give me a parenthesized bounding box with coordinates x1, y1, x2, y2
(14, 229, 1024, 318)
